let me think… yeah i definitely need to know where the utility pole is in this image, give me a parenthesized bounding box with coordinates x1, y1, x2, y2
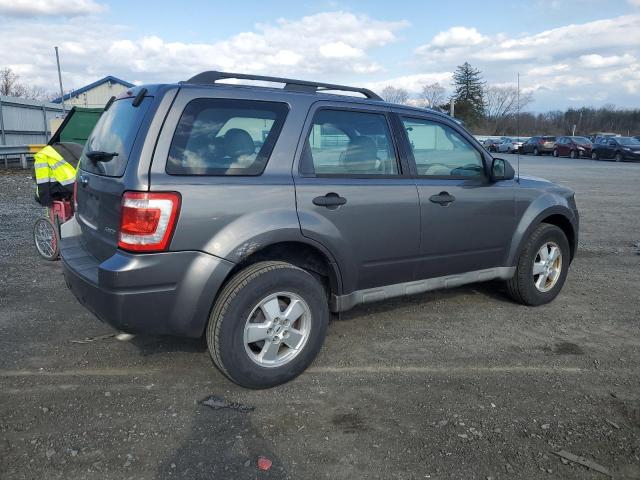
(54, 46, 66, 113)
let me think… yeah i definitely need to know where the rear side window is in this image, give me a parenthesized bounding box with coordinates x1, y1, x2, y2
(79, 97, 152, 177)
(401, 117, 484, 177)
(302, 109, 398, 176)
(167, 99, 288, 176)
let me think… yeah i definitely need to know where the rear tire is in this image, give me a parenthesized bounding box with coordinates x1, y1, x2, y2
(505, 224, 570, 306)
(615, 152, 623, 162)
(533, 147, 540, 156)
(206, 261, 329, 389)
(591, 151, 599, 160)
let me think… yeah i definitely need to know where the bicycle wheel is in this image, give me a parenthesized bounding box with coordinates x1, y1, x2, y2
(34, 217, 60, 260)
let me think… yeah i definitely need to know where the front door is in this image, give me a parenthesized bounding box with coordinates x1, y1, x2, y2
(395, 114, 517, 280)
(294, 105, 420, 294)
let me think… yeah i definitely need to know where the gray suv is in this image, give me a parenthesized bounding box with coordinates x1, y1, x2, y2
(61, 71, 579, 388)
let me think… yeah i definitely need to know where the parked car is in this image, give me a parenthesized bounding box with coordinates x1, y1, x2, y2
(496, 137, 526, 153)
(60, 71, 579, 388)
(553, 136, 592, 159)
(588, 132, 618, 143)
(591, 136, 640, 162)
(521, 136, 556, 155)
(483, 137, 503, 152)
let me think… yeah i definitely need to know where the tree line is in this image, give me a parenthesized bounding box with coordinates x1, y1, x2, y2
(379, 62, 640, 137)
(1, 67, 54, 101)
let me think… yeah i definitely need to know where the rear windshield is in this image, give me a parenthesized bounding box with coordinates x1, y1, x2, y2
(79, 97, 152, 177)
(542, 136, 556, 141)
(166, 98, 289, 176)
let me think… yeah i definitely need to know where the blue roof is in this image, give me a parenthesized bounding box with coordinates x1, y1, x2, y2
(51, 76, 134, 103)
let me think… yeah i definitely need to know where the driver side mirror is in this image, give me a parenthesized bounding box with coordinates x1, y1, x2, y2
(491, 157, 515, 181)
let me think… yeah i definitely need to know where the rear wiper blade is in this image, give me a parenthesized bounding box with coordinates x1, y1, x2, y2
(85, 150, 119, 162)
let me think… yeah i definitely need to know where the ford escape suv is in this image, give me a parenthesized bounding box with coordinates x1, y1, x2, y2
(61, 71, 579, 389)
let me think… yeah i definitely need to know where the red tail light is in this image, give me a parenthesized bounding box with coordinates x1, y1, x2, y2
(118, 192, 181, 252)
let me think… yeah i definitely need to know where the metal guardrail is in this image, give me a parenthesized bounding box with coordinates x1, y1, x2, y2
(0, 144, 44, 169)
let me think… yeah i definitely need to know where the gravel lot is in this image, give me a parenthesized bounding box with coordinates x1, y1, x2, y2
(1, 154, 639, 479)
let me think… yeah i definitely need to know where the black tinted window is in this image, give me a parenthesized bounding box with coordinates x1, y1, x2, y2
(79, 97, 151, 177)
(304, 110, 398, 176)
(167, 99, 288, 176)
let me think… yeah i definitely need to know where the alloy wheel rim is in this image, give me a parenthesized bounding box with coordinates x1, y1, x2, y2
(243, 292, 311, 368)
(532, 241, 562, 293)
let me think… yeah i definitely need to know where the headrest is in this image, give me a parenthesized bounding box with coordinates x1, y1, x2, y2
(224, 128, 255, 158)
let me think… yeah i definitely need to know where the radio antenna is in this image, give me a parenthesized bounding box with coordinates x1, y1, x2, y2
(517, 72, 521, 183)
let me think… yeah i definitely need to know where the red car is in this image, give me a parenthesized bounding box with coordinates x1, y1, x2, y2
(553, 136, 592, 159)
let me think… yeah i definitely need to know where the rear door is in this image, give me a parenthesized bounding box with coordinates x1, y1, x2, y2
(294, 102, 420, 293)
(393, 112, 517, 280)
(75, 94, 154, 261)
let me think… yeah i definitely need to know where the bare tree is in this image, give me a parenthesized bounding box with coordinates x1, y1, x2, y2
(419, 82, 446, 108)
(0, 67, 20, 96)
(380, 85, 409, 105)
(0, 67, 52, 100)
(484, 85, 534, 135)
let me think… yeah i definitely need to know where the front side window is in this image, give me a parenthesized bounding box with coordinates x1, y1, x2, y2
(401, 117, 484, 177)
(167, 98, 288, 175)
(303, 109, 399, 176)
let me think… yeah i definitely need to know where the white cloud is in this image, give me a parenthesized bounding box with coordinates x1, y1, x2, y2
(0, 11, 407, 93)
(526, 63, 570, 76)
(319, 42, 364, 59)
(628, 0, 640, 7)
(0, 0, 106, 17)
(416, 15, 640, 66)
(430, 27, 488, 49)
(580, 53, 636, 68)
(409, 14, 640, 106)
(365, 72, 453, 94)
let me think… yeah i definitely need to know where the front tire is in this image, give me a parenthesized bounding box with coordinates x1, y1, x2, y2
(206, 261, 329, 389)
(553, 149, 559, 157)
(533, 147, 540, 156)
(505, 224, 570, 306)
(591, 151, 599, 160)
(615, 152, 623, 162)
(570, 149, 577, 159)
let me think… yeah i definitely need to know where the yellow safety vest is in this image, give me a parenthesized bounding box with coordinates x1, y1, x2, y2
(34, 145, 77, 187)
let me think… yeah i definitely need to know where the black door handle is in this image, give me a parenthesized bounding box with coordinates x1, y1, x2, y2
(313, 193, 347, 209)
(429, 191, 456, 206)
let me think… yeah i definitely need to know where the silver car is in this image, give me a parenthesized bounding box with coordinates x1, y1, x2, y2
(60, 71, 578, 388)
(497, 137, 528, 153)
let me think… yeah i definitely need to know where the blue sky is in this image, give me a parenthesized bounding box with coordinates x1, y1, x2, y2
(1, 0, 639, 110)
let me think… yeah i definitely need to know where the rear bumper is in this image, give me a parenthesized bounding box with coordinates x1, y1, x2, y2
(61, 231, 234, 338)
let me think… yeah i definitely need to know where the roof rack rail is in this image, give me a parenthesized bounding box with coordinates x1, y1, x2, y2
(183, 71, 382, 100)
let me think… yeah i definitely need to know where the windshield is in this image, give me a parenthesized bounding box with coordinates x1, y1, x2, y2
(618, 137, 640, 146)
(573, 137, 591, 145)
(79, 97, 152, 177)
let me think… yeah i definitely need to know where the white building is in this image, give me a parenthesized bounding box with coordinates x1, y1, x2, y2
(52, 76, 134, 108)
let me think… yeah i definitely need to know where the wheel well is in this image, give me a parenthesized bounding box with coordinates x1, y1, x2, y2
(541, 214, 576, 259)
(228, 242, 340, 296)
